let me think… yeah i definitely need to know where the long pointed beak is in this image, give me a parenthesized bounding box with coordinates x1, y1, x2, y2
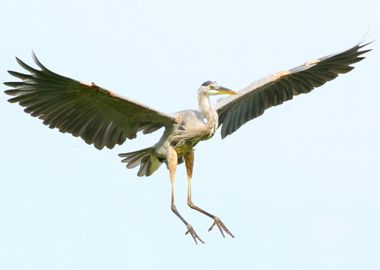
(216, 86, 237, 95)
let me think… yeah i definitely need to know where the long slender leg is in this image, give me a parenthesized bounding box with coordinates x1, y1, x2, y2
(167, 147, 204, 244)
(185, 150, 235, 238)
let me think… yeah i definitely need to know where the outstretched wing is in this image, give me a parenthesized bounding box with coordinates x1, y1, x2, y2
(215, 42, 371, 138)
(4, 54, 176, 149)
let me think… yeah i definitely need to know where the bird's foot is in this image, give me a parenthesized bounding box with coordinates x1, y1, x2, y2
(185, 224, 205, 244)
(208, 217, 235, 238)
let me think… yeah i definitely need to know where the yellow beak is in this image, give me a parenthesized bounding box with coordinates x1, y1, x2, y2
(216, 86, 238, 95)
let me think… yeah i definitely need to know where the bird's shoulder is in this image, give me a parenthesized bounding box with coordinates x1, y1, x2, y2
(174, 110, 205, 126)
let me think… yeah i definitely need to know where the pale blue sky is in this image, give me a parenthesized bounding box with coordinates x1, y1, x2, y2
(1, 0, 379, 269)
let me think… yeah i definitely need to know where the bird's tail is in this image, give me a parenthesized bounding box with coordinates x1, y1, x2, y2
(118, 147, 162, 177)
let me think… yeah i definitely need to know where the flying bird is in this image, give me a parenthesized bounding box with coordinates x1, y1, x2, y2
(4, 42, 371, 244)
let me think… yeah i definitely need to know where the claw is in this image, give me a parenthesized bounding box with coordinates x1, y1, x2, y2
(185, 224, 205, 244)
(208, 217, 235, 238)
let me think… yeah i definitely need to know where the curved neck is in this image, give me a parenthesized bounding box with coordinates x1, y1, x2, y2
(198, 92, 218, 131)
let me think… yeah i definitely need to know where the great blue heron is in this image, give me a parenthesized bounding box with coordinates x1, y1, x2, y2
(4, 42, 371, 244)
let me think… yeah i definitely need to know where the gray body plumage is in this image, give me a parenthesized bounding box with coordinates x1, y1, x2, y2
(122, 105, 218, 177)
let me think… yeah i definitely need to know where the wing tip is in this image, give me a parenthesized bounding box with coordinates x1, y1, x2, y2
(32, 51, 42, 67)
(3, 88, 17, 95)
(15, 56, 27, 68)
(357, 40, 374, 56)
(358, 40, 374, 48)
(31, 51, 51, 71)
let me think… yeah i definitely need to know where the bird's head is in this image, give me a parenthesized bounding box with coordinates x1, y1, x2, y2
(198, 81, 237, 96)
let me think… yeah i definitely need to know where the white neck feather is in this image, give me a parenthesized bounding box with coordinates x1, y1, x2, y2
(198, 91, 218, 133)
